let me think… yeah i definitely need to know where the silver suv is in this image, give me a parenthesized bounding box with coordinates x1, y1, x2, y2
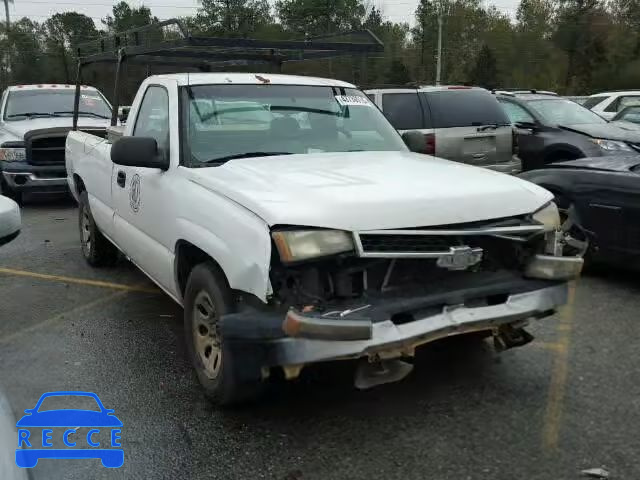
(365, 86, 521, 174)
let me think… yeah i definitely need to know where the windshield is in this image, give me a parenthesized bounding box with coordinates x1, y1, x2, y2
(527, 98, 607, 125)
(184, 84, 407, 165)
(582, 95, 610, 109)
(3, 89, 111, 120)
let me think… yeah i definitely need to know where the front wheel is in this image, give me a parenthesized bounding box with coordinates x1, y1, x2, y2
(183, 263, 265, 405)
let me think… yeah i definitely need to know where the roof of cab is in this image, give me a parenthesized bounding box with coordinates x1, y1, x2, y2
(7, 84, 97, 91)
(150, 73, 356, 88)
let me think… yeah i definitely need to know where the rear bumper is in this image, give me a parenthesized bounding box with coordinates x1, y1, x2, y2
(222, 280, 569, 368)
(485, 155, 522, 175)
(1, 163, 67, 192)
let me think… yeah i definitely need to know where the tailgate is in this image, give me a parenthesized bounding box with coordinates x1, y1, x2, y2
(436, 125, 512, 167)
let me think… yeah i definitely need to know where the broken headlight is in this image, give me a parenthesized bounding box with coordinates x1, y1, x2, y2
(272, 229, 354, 263)
(532, 201, 560, 232)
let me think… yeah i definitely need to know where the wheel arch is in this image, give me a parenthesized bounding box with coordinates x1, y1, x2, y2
(174, 239, 231, 301)
(543, 144, 584, 164)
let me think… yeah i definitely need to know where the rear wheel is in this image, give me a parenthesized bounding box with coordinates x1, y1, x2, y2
(78, 191, 119, 267)
(184, 263, 265, 405)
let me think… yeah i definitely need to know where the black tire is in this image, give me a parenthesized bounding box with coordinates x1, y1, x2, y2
(78, 191, 119, 267)
(184, 262, 265, 406)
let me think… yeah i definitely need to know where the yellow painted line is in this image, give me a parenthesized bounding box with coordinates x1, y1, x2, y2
(0, 290, 128, 346)
(0, 267, 159, 294)
(532, 341, 563, 353)
(542, 281, 577, 452)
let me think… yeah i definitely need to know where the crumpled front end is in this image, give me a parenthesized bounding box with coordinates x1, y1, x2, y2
(221, 214, 581, 385)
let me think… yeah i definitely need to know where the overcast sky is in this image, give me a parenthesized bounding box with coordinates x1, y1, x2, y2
(8, 0, 519, 28)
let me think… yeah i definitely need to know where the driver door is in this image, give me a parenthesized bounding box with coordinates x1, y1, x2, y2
(112, 84, 177, 292)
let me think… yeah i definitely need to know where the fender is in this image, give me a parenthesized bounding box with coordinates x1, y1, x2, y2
(174, 216, 272, 303)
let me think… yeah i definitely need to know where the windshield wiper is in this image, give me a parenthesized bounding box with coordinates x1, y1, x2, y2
(200, 151, 294, 165)
(55, 110, 110, 119)
(6, 112, 60, 118)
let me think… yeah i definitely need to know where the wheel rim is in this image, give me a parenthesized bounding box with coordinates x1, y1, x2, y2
(559, 207, 589, 257)
(192, 291, 223, 379)
(80, 207, 92, 257)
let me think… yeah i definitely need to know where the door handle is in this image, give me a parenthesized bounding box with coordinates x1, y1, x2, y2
(116, 170, 126, 188)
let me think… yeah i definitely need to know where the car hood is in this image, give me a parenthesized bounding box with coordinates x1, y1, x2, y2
(188, 151, 552, 230)
(551, 156, 640, 172)
(0, 117, 109, 140)
(560, 122, 640, 142)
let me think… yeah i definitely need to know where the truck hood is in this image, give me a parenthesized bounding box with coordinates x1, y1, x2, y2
(0, 117, 108, 140)
(188, 151, 552, 230)
(560, 122, 640, 142)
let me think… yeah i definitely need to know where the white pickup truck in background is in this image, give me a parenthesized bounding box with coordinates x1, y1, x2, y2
(0, 84, 111, 204)
(65, 72, 582, 405)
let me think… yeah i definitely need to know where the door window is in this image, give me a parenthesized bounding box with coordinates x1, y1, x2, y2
(133, 86, 170, 159)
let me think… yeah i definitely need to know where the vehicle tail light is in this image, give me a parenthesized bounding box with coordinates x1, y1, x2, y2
(424, 133, 436, 155)
(512, 128, 519, 155)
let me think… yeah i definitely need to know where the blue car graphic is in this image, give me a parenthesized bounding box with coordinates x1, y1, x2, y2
(15, 391, 123, 468)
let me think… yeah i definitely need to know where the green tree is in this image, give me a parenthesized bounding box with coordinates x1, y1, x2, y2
(102, 1, 157, 32)
(275, 0, 366, 36)
(45, 13, 97, 83)
(468, 43, 498, 87)
(194, 0, 271, 36)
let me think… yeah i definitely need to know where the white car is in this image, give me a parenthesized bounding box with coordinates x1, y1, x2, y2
(0, 194, 20, 246)
(66, 73, 583, 405)
(584, 90, 640, 120)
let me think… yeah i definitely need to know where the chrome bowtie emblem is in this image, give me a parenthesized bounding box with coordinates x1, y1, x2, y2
(436, 246, 483, 270)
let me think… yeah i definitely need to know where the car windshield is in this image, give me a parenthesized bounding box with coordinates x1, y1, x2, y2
(184, 84, 408, 165)
(4, 89, 111, 120)
(527, 98, 607, 125)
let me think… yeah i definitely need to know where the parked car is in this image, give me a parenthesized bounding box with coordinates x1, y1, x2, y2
(584, 90, 640, 120)
(496, 91, 640, 170)
(0, 194, 20, 246)
(66, 72, 583, 405)
(564, 96, 589, 105)
(611, 105, 640, 126)
(0, 84, 112, 204)
(364, 86, 521, 174)
(520, 156, 640, 269)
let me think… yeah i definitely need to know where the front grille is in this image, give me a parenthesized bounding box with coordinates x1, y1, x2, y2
(359, 234, 467, 253)
(28, 136, 66, 165)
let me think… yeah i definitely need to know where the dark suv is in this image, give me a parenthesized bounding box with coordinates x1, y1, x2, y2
(495, 91, 640, 171)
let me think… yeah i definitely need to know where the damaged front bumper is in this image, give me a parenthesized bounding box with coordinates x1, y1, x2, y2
(221, 280, 569, 371)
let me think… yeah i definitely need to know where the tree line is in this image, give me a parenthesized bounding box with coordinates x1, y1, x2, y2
(1, 0, 639, 100)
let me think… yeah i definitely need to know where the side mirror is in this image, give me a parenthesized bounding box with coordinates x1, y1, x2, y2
(515, 120, 538, 130)
(0, 196, 21, 247)
(401, 130, 428, 153)
(111, 137, 169, 170)
(118, 106, 130, 124)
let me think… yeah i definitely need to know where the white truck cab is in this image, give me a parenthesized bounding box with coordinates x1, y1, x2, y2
(66, 72, 582, 404)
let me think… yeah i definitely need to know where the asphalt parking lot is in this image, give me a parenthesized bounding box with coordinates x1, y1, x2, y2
(1, 198, 640, 480)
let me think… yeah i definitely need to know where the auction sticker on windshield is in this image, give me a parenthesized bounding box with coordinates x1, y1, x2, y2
(335, 95, 372, 107)
(15, 391, 123, 469)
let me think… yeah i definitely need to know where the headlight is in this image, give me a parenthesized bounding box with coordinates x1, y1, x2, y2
(532, 202, 560, 232)
(272, 229, 354, 263)
(591, 138, 634, 152)
(0, 141, 26, 162)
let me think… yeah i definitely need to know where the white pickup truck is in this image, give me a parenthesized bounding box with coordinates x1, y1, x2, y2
(66, 73, 582, 404)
